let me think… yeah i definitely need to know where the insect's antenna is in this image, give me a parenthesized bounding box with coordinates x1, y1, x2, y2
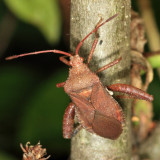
(75, 13, 118, 55)
(6, 50, 72, 60)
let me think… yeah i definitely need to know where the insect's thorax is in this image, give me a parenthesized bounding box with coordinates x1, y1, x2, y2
(64, 63, 99, 94)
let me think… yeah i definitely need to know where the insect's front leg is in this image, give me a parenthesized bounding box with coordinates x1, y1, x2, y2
(59, 56, 71, 66)
(107, 83, 153, 102)
(56, 82, 66, 88)
(63, 102, 75, 139)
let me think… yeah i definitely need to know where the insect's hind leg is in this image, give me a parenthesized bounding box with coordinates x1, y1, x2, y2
(107, 83, 153, 102)
(95, 57, 122, 73)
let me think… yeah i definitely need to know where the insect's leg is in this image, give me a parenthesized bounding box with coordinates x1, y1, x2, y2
(114, 95, 140, 100)
(114, 95, 153, 100)
(59, 56, 71, 66)
(56, 82, 65, 88)
(63, 102, 75, 139)
(71, 125, 83, 138)
(107, 83, 153, 102)
(95, 57, 122, 73)
(87, 18, 103, 64)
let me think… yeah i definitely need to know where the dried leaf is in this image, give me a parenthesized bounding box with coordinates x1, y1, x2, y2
(20, 142, 50, 160)
(131, 50, 153, 91)
(133, 100, 153, 142)
(131, 10, 147, 53)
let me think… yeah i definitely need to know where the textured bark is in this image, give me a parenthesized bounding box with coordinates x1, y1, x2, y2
(70, 1, 131, 160)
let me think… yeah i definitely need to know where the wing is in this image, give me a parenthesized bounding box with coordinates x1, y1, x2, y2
(70, 92, 95, 133)
(91, 83, 125, 123)
(90, 83, 124, 139)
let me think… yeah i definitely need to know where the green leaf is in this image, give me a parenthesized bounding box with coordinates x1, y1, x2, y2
(17, 68, 70, 152)
(147, 54, 160, 68)
(4, 0, 61, 44)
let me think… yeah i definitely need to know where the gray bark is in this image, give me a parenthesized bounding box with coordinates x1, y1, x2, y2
(70, 1, 131, 159)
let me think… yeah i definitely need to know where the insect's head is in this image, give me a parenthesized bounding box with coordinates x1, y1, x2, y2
(69, 55, 84, 67)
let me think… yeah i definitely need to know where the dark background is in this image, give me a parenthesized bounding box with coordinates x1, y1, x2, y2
(0, 0, 160, 160)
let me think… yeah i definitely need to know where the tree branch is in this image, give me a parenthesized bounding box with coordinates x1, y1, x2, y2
(70, 1, 131, 159)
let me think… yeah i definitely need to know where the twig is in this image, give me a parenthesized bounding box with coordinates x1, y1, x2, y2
(70, 0, 131, 159)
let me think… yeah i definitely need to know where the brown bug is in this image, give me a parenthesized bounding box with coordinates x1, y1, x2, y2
(6, 14, 153, 140)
